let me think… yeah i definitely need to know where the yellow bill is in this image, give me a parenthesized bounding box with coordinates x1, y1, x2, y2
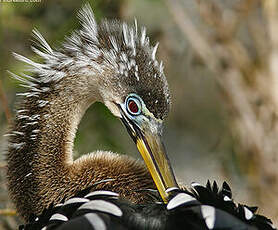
(136, 131, 178, 203)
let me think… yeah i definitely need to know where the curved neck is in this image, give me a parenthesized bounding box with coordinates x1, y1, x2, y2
(7, 78, 156, 222)
(38, 87, 95, 167)
(7, 75, 99, 220)
(37, 76, 99, 167)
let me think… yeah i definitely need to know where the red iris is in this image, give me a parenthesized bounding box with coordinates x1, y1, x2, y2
(128, 100, 139, 114)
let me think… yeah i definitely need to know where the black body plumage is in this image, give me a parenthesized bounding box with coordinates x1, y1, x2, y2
(21, 181, 275, 230)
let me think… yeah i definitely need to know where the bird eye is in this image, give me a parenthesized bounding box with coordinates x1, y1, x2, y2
(126, 96, 141, 115)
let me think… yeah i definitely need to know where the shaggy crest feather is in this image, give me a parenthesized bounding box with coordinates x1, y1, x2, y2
(10, 4, 167, 115)
(9, 4, 169, 121)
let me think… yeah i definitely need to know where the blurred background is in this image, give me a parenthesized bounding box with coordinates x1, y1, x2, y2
(1, 0, 278, 228)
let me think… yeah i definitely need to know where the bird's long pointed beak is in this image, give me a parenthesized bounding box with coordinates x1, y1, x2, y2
(136, 130, 178, 203)
(120, 111, 178, 203)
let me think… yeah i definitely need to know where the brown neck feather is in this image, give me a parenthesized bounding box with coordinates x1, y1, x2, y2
(7, 76, 155, 221)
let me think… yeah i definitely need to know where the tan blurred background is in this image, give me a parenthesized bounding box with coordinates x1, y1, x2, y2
(1, 0, 278, 229)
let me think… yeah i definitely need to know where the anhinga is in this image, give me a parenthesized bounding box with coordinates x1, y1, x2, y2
(6, 4, 276, 230)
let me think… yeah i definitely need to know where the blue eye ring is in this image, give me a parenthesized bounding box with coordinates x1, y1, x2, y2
(126, 94, 142, 116)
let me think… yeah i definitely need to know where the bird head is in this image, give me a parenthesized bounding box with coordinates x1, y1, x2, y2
(97, 22, 178, 202)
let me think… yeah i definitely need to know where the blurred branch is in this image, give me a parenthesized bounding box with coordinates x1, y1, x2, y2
(0, 209, 17, 216)
(0, 78, 11, 124)
(263, 0, 278, 108)
(166, 0, 219, 73)
(0, 162, 6, 168)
